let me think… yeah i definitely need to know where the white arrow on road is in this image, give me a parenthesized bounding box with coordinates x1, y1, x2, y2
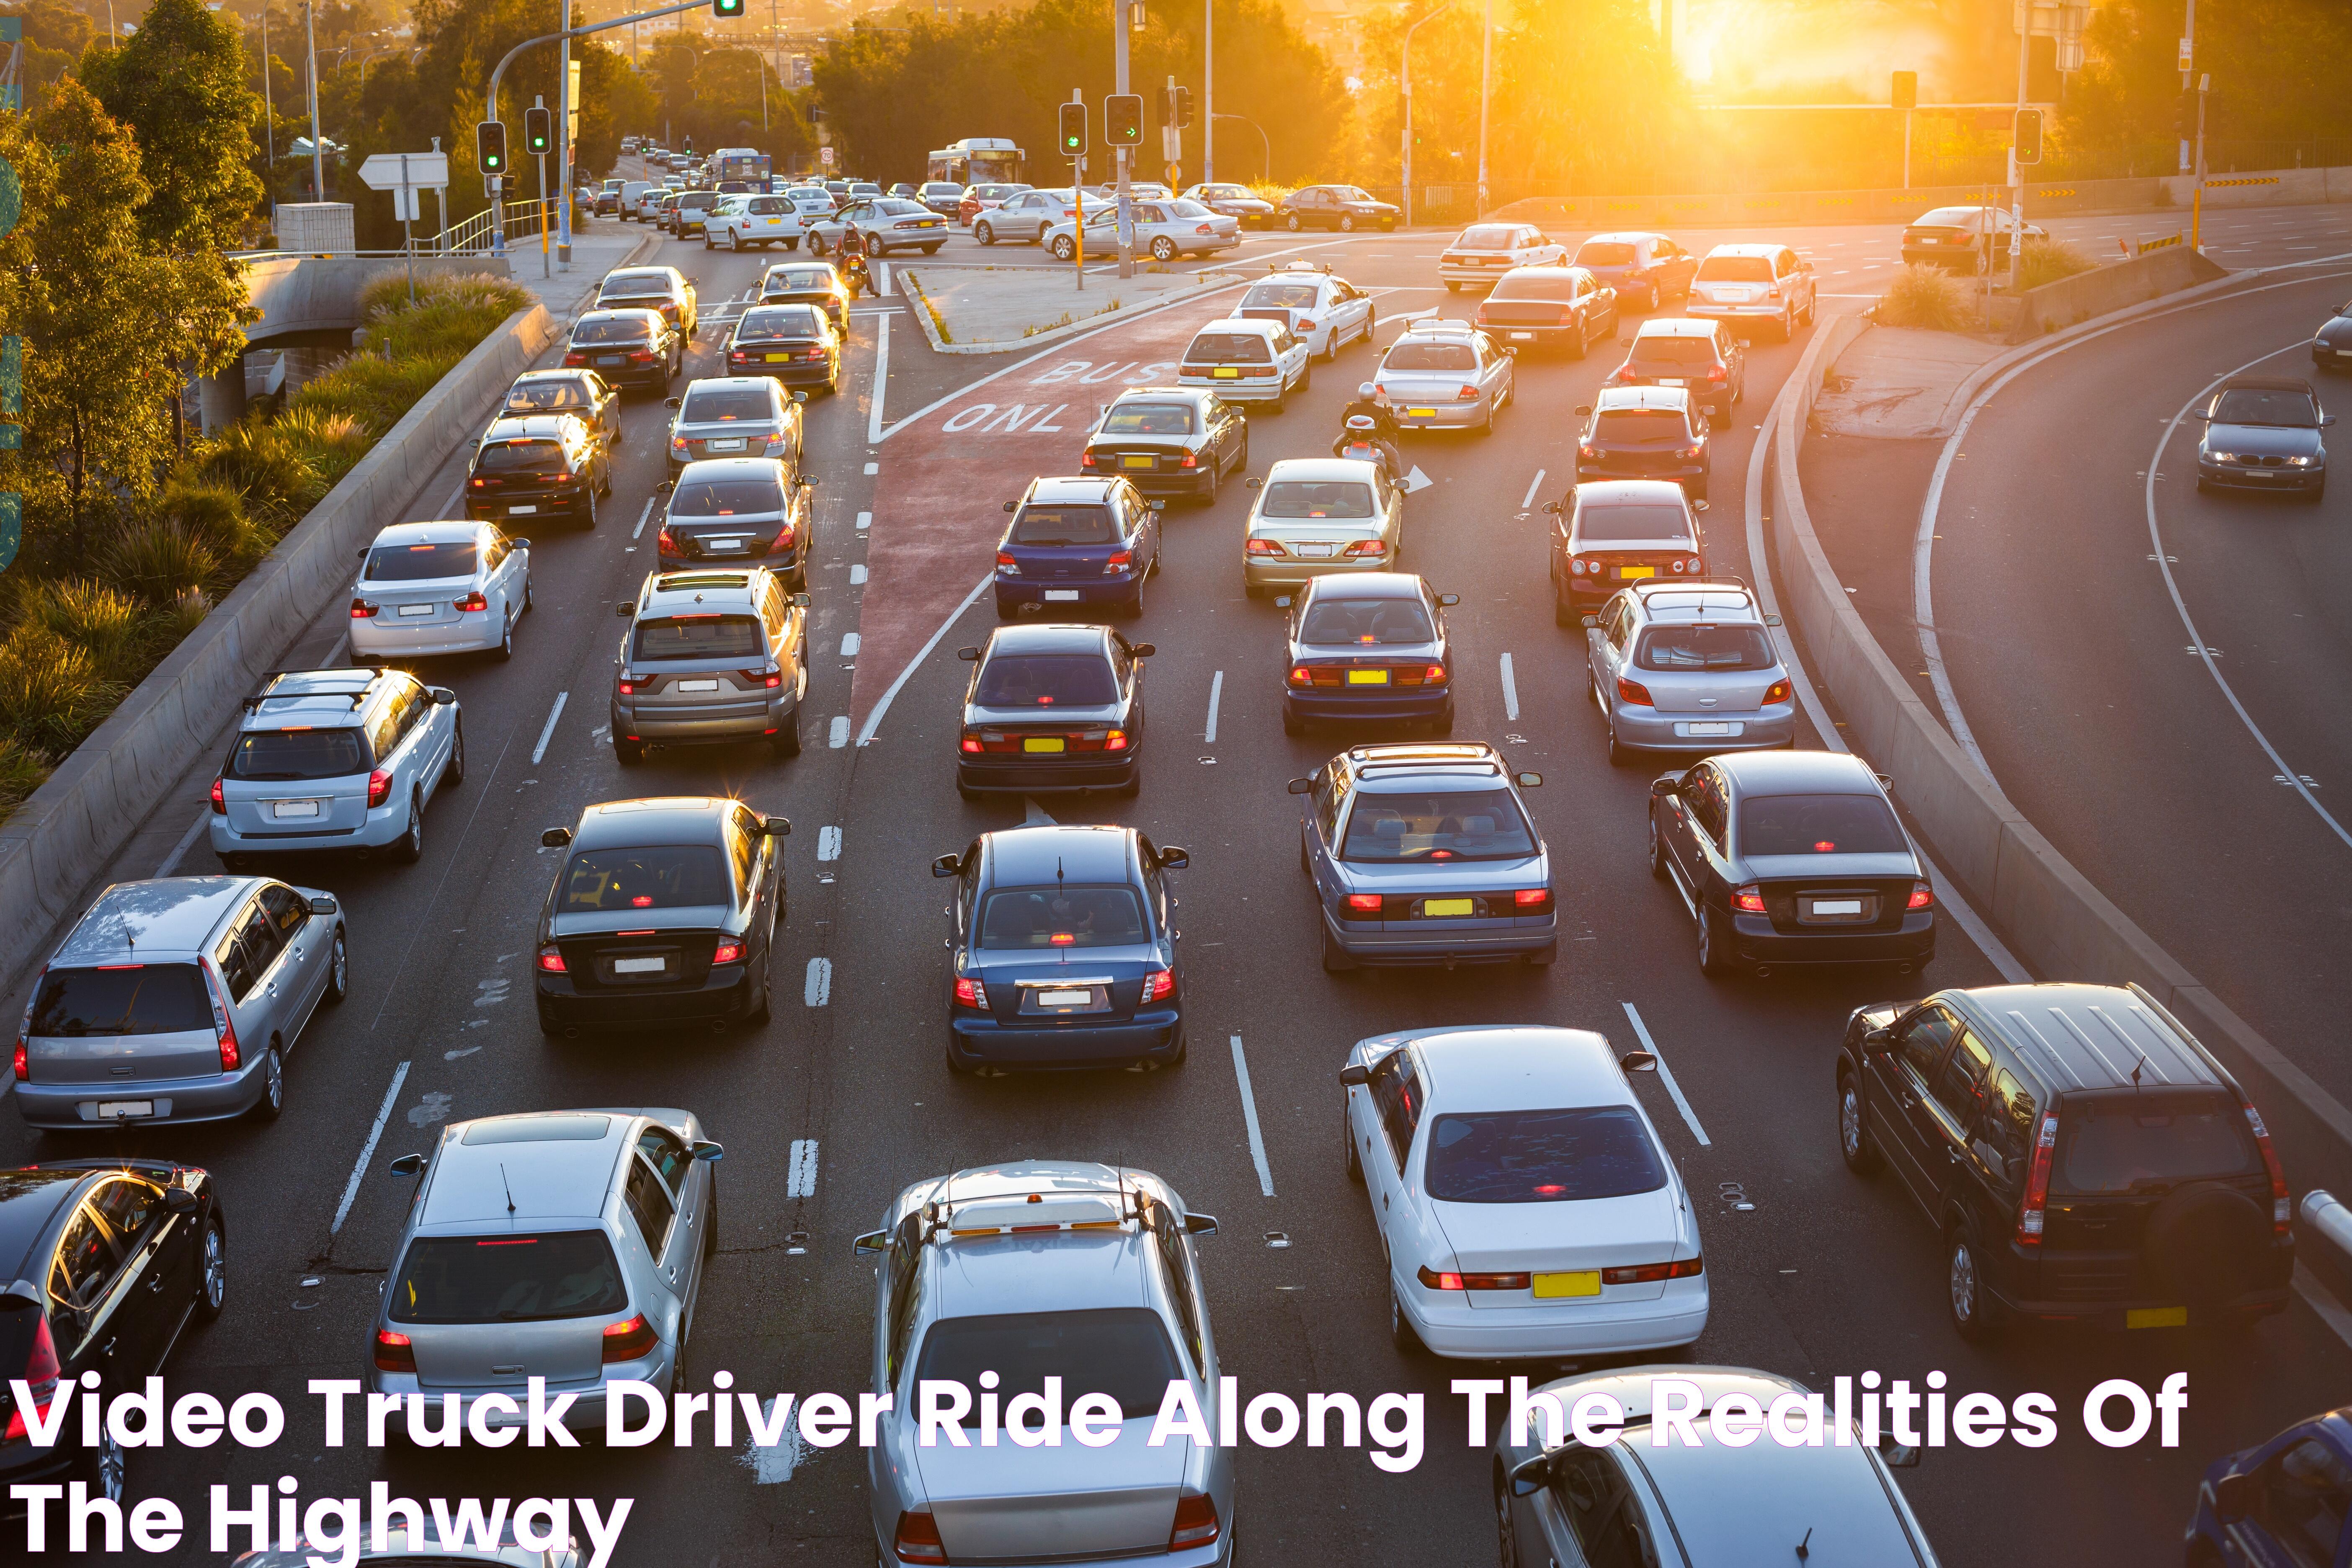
(1401, 465, 1435, 494)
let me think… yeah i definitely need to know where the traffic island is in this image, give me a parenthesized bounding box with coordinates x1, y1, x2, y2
(897, 263, 1248, 355)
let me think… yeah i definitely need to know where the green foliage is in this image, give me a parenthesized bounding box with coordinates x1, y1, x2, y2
(2018, 237, 2096, 290)
(101, 520, 225, 607)
(80, 0, 268, 251)
(2061, 0, 2352, 171)
(1875, 264, 1976, 332)
(0, 626, 126, 755)
(14, 578, 150, 672)
(163, 479, 272, 567)
(0, 738, 51, 827)
(292, 271, 531, 433)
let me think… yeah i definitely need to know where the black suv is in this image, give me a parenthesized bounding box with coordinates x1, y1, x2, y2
(1836, 982, 2292, 1342)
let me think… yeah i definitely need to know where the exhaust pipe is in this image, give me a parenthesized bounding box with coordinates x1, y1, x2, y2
(1754, 965, 1772, 978)
(1895, 961, 1915, 975)
(562, 1027, 579, 1039)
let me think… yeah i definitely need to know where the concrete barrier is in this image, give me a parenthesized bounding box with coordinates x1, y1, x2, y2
(1767, 314, 2352, 1209)
(239, 254, 517, 346)
(0, 302, 555, 993)
(2008, 245, 2230, 340)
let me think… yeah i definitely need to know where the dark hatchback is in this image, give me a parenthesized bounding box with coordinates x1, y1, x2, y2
(464, 413, 610, 526)
(726, 303, 842, 392)
(994, 476, 1163, 619)
(2195, 376, 2332, 500)
(1185, 181, 1277, 228)
(758, 260, 855, 333)
(1279, 572, 1459, 737)
(658, 458, 813, 589)
(2314, 299, 2352, 372)
(1573, 386, 1714, 503)
(1470, 266, 1618, 356)
(503, 367, 622, 446)
(0, 1160, 224, 1513)
(1650, 749, 1935, 977)
(1078, 387, 1250, 502)
(1278, 184, 1400, 232)
(593, 265, 698, 337)
(534, 796, 789, 1035)
(1898, 205, 2040, 271)
(563, 307, 681, 391)
(1609, 318, 1746, 421)
(934, 824, 1189, 1073)
(1571, 231, 1699, 312)
(954, 623, 1152, 799)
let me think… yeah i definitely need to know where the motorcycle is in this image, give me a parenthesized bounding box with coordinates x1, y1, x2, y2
(1337, 413, 1388, 468)
(838, 251, 870, 300)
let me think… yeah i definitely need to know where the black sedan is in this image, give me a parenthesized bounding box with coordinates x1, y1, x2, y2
(1573, 386, 1713, 503)
(726, 304, 842, 393)
(1470, 266, 1618, 356)
(1183, 181, 1277, 229)
(503, 367, 622, 447)
(464, 412, 611, 525)
(1080, 387, 1251, 501)
(2314, 299, 2352, 373)
(757, 260, 855, 333)
(563, 307, 683, 391)
(1277, 184, 1400, 233)
(1649, 749, 1935, 978)
(1, 1160, 225, 1507)
(534, 796, 789, 1035)
(954, 623, 1151, 799)
(2195, 376, 2332, 501)
(934, 823, 1189, 1073)
(1279, 571, 1458, 737)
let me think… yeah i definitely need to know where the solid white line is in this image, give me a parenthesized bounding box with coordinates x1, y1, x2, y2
(856, 511, 872, 533)
(529, 691, 568, 766)
(1204, 670, 1223, 743)
(1618, 1004, 1709, 1148)
(786, 1139, 819, 1197)
(1498, 653, 1520, 722)
(840, 633, 861, 655)
(1519, 469, 1546, 509)
(804, 958, 832, 1007)
(154, 811, 210, 879)
(876, 262, 892, 296)
(331, 1061, 412, 1235)
(866, 315, 891, 445)
(850, 564, 869, 584)
(817, 826, 843, 861)
(828, 716, 851, 748)
(856, 574, 993, 746)
(633, 498, 655, 539)
(1228, 1036, 1276, 1197)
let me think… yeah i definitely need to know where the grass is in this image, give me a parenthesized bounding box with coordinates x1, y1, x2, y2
(2018, 235, 2097, 290)
(1874, 263, 1978, 331)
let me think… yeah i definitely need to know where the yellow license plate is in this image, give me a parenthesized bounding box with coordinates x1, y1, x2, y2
(2127, 1306, 2188, 1329)
(1023, 737, 1066, 753)
(1407, 407, 1436, 417)
(764, 353, 789, 362)
(1212, 368, 1240, 379)
(1619, 566, 1655, 579)
(1424, 898, 1475, 917)
(1533, 1271, 1602, 1299)
(1122, 455, 1155, 469)
(1346, 669, 1389, 685)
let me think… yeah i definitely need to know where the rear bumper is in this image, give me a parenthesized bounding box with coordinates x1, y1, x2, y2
(1575, 461, 1707, 493)
(733, 359, 837, 386)
(1438, 263, 1511, 284)
(994, 574, 1145, 610)
(1179, 374, 1285, 403)
(658, 543, 803, 576)
(1405, 1278, 1711, 1359)
(949, 1010, 1184, 1069)
(1243, 554, 1393, 588)
(351, 616, 504, 657)
(1607, 702, 1797, 753)
(1482, 323, 1579, 347)
(14, 1062, 270, 1129)
(211, 797, 413, 853)
(612, 693, 800, 745)
(365, 1362, 670, 1431)
(956, 755, 1140, 792)
(1107, 466, 1217, 495)
(468, 495, 590, 522)
(1284, 689, 1451, 725)
(1687, 301, 1789, 324)
(1393, 401, 1488, 430)
(0, 1438, 92, 1515)
(1325, 908, 1557, 967)
(881, 1528, 1229, 1568)
(537, 965, 754, 1026)
(1728, 910, 1936, 965)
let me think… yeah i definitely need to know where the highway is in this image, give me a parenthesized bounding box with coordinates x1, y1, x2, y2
(9, 206, 2352, 1567)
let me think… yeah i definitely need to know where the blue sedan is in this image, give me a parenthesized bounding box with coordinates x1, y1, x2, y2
(995, 475, 1163, 619)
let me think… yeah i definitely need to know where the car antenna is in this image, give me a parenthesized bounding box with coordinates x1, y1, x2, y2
(2130, 1052, 2148, 1090)
(1795, 1527, 1812, 1561)
(499, 1163, 517, 1215)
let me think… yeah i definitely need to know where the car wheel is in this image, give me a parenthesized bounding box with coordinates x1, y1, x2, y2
(392, 794, 424, 863)
(615, 738, 645, 766)
(581, 486, 598, 529)
(702, 229, 713, 250)
(250, 1044, 286, 1121)
(1051, 235, 1075, 261)
(1431, 701, 1455, 737)
(975, 221, 995, 245)
(1389, 1279, 1424, 1354)
(88, 1424, 127, 1506)
(1569, 309, 1589, 360)
(1320, 921, 1356, 973)
(497, 610, 515, 661)
(1150, 236, 1177, 262)
(1648, 808, 1669, 882)
(1344, 1105, 1363, 1184)
(195, 1216, 227, 1320)
(1494, 1473, 1518, 1567)
(1605, 714, 1632, 768)
(743, 962, 772, 1025)
(444, 720, 465, 787)
(1338, 214, 1356, 232)
(1839, 1071, 1884, 1175)
(324, 928, 350, 1001)
(1947, 1225, 2004, 1343)
(1200, 461, 1219, 505)
(1555, 593, 1575, 628)
(1695, 905, 1730, 977)
(1281, 704, 1303, 734)
(772, 716, 803, 757)
(730, 230, 743, 252)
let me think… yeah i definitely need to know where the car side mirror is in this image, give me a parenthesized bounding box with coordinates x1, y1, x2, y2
(1692, 500, 1710, 513)
(1581, 614, 1599, 629)
(791, 390, 809, 403)
(388, 1153, 426, 1178)
(1183, 1212, 1218, 1237)
(1129, 642, 1156, 658)
(511, 537, 531, 549)
(1619, 1050, 1657, 1073)
(1148, 499, 1167, 511)
(306, 895, 339, 916)
(1764, 614, 1783, 627)
(2213, 1472, 2253, 1519)
(1862, 1026, 1897, 1055)
(1246, 477, 1263, 489)
(1515, 772, 1542, 788)
(1650, 777, 1680, 799)
(764, 817, 792, 837)
(1503, 345, 1519, 356)
(1507, 1452, 1555, 1498)
(1287, 777, 1313, 795)
(691, 1140, 725, 1162)
(1338, 1063, 1372, 1087)
(430, 687, 457, 705)
(2326, 415, 2339, 427)
(616, 601, 634, 617)
(162, 1186, 200, 1214)
(1004, 500, 1019, 512)
(1155, 846, 1189, 869)
(801, 476, 820, 488)
(1438, 593, 1460, 606)
(932, 853, 963, 878)
(852, 1230, 890, 1257)
(541, 827, 574, 847)
(956, 646, 980, 661)
(665, 396, 683, 408)
(1541, 500, 1561, 515)
(1879, 1439, 1921, 1470)
(357, 546, 371, 558)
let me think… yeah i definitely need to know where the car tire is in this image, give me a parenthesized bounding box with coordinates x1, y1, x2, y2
(1338, 214, 1357, 233)
(1150, 236, 1177, 262)
(1555, 594, 1575, 628)
(1947, 1223, 2005, 1343)
(975, 221, 995, 245)
(702, 229, 713, 250)
(1345, 1105, 1363, 1183)
(1695, 905, 1730, 977)
(1051, 235, 1075, 261)
(1200, 462, 1219, 505)
(1431, 701, 1455, 737)
(615, 738, 645, 766)
(85, 1424, 127, 1506)
(1569, 309, 1589, 360)
(730, 230, 743, 251)
(1525, 942, 1557, 968)
(1838, 1071, 1884, 1175)
(497, 611, 515, 661)
(1389, 1279, 1424, 1355)
(580, 487, 598, 529)
(392, 794, 424, 863)
(250, 1044, 286, 1121)
(922, 243, 942, 255)
(324, 928, 350, 1002)
(1605, 716, 1632, 768)
(1286, 213, 1302, 232)
(772, 717, 803, 758)
(444, 720, 465, 786)
(1648, 808, 1669, 882)
(1038, 224, 1053, 245)
(1320, 921, 1356, 973)
(807, 232, 827, 255)
(195, 1216, 227, 1321)
(743, 962, 772, 1025)
(1281, 705, 1303, 735)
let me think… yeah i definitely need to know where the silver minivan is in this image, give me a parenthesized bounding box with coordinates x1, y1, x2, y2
(371, 1108, 721, 1436)
(611, 568, 810, 763)
(14, 875, 346, 1128)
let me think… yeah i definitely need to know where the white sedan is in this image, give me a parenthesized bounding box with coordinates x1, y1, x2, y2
(1042, 197, 1239, 263)
(1230, 261, 1377, 360)
(1439, 221, 1570, 290)
(348, 519, 531, 661)
(1341, 1025, 1708, 1359)
(703, 193, 804, 251)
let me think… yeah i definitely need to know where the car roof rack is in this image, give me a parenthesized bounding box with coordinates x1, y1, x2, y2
(241, 668, 386, 713)
(921, 1178, 1148, 1245)
(1266, 259, 1333, 273)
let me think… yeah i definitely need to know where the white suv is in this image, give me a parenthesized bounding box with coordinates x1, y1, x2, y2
(1686, 242, 1818, 343)
(705, 193, 805, 252)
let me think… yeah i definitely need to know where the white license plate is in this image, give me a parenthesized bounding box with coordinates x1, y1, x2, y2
(1660, 378, 1688, 387)
(96, 1101, 155, 1119)
(272, 800, 321, 819)
(1037, 989, 1091, 1007)
(1684, 722, 1732, 735)
(707, 438, 747, 451)
(597, 355, 624, 366)
(397, 602, 435, 617)
(508, 504, 537, 515)
(1294, 542, 1337, 558)
(678, 679, 720, 692)
(1510, 331, 1534, 340)
(1811, 900, 1863, 916)
(612, 956, 666, 974)
(1044, 589, 1081, 601)
(706, 538, 745, 550)
(2339, 349, 2352, 358)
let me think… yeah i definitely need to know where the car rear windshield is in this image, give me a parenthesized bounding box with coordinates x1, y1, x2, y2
(228, 727, 371, 779)
(1914, 208, 1979, 227)
(506, 380, 591, 412)
(1574, 240, 1639, 266)
(670, 479, 785, 517)
(1490, 273, 1576, 302)
(2055, 1092, 2262, 1194)
(1385, 341, 1477, 371)
(1299, 597, 1434, 645)
(477, 439, 569, 473)
(2210, 388, 2318, 428)
(766, 268, 835, 291)
(633, 614, 765, 661)
(561, 844, 732, 911)
(740, 307, 825, 337)
(916, 1308, 1181, 1422)
(678, 193, 718, 210)
(1261, 480, 1375, 519)
(1241, 283, 1319, 310)
(388, 1231, 629, 1324)
(1341, 789, 1537, 862)
(746, 196, 790, 214)
(366, 540, 479, 580)
(1426, 1106, 1668, 1204)
(1575, 504, 1690, 543)
(977, 885, 1149, 949)
(1633, 335, 1716, 364)
(680, 387, 773, 422)
(1455, 225, 1521, 249)
(1736, 793, 1907, 856)
(30, 964, 212, 1038)
(922, 183, 962, 195)
(1101, 403, 1196, 436)
(1595, 410, 1692, 438)
(1696, 255, 1774, 282)
(572, 317, 651, 346)
(606, 271, 671, 291)
(1186, 331, 1271, 365)
(974, 652, 1119, 706)
(1013, 506, 1117, 545)
(1636, 626, 1774, 671)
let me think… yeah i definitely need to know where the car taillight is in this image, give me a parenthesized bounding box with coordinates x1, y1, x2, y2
(1764, 677, 1792, 704)
(953, 976, 989, 1009)
(1766, 285, 1782, 300)
(895, 1511, 948, 1566)
(1602, 1257, 1704, 1284)
(1247, 539, 1283, 556)
(659, 302, 680, 319)
(11, 1037, 25, 1083)
(350, 598, 378, 618)
(1104, 729, 1129, 751)
(1080, 450, 1096, 467)
(209, 777, 227, 814)
(3, 1311, 60, 1440)
(671, 437, 691, 453)
(1906, 880, 1936, 910)
(1513, 888, 1553, 913)
(1415, 1265, 1529, 1290)
(562, 353, 585, 366)
(1685, 555, 1705, 574)
(1289, 665, 1315, 688)
(373, 1330, 416, 1375)
(1616, 676, 1653, 707)
(1104, 551, 1133, 575)
(617, 678, 637, 697)
(602, 1314, 658, 1362)
(1612, 364, 1637, 382)
(1682, 444, 1704, 460)
(1457, 384, 1480, 400)
(537, 946, 567, 972)
(730, 351, 749, 364)
(657, 528, 676, 553)
(367, 769, 393, 808)
(1340, 539, 1388, 558)
(2245, 1101, 2291, 1234)
(1179, 452, 1197, 468)
(630, 350, 655, 364)
(1169, 1493, 1220, 1551)
(1344, 892, 1382, 914)
(1671, 558, 1688, 574)
(712, 941, 745, 965)
(1730, 883, 1765, 913)
(774, 523, 796, 552)
(1558, 305, 1579, 325)
(2017, 1111, 2058, 1245)
(995, 551, 1019, 574)
(1579, 444, 1601, 461)
(454, 591, 488, 612)
(1707, 365, 1728, 381)
(1424, 663, 1447, 684)
(740, 668, 783, 689)
(199, 959, 238, 1070)
(960, 731, 983, 753)
(1141, 969, 1176, 1003)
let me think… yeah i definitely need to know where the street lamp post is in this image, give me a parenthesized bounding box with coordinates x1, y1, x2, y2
(1474, 0, 1491, 217)
(1400, 1, 1454, 230)
(303, 0, 323, 201)
(1202, 0, 1212, 185)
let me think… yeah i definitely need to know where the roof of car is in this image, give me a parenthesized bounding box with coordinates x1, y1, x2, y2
(1024, 475, 1119, 503)
(1595, 386, 1694, 412)
(1705, 242, 1785, 257)
(1625, 582, 1759, 622)
(1200, 318, 1284, 340)
(0, 1168, 108, 1277)
(57, 876, 259, 964)
(1582, 230, 1667, 245)
(1576, 479, 1692, 509)
(1399, 1027, 1631, 1110)
(637, 570, 767, 610)
(917, 1162, 1156, 1312)
(575, 307, 664, 328)
(674, 456, 792, 482)
(512, 368, 596, 383)
(1710, 749, 1881, 794)
(2216, 376, 2313, 394)
(370, 519, 485, 547)
(481, 413, 584, 441)
(682, 375, 780, 393)
(1943, 984, 2226, 1093)
(983, 621, 1114, 656)
(980, 825, 1137, 888)
(566, 797, 735, 854)
(1109, 385, 1210, 402)
(420, 1112, 634, 1228)
(1345, 743, 1511, 791)
(602, 267, 683, 287)
(1634, 318, 1718, 337)
(238, 666, 402, 727)
(1302, 571, 1425, 601)
(1264, 457, 1382, 482)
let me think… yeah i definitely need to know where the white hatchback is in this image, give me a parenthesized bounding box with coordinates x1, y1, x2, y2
(1177, 318, 1312, 409)
(349, 520, 531, 661)
(1341, 1025, 1708, 1360)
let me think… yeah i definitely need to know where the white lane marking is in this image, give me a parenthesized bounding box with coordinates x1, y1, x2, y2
(818, 826, 843, 861)
(1402, 464, 1434, 493)
(840, 632, 861, 655)
(1228, 1036, 1277, 1197)
(877, 262, 892, 296)
(850, 564, 869, 584)
(1204, 670, 1224, 743)
(331, 1061, 413, 1235)
(154, 810, 210, 878)
(633, 498, 655, 539)
(804, 957, 832, 1006)
(866, 315, 891, 445)
(828, 716, 851, 748)
(863, 462, 879, 475)
(1618, 1004, 1709, 1148)
(1519, 469, 1547, 509)
(856, 573, 993, 747)
(1499, 653, 1520, 722)
(529, 691, 568, 765)
(1021, 798, 1057, 826)
(787, 1139, 819, 1197)
(740, 1400, 805, 1483)
(856, 511, 872, 534)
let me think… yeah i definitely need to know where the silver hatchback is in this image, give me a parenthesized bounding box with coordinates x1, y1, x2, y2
(611, 568, 811, 763)
(371, 1108, 722, 1436)
(1373, 320, 1516, 433)
(1583, 579, 1795, 765)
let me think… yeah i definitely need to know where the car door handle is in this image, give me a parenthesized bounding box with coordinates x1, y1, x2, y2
(1945, 1146, 1962, 1163)
(1897, 1093, 1916, 1110)
(100, 1336, 117, 1357)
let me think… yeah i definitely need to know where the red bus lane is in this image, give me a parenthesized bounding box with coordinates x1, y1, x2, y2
(851, 301, 1244, 732)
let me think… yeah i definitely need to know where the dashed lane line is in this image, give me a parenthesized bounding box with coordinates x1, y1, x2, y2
(1619, 1004, 1709, 1148)
(530, 691, 568, 766)
(1229, 1036, 1277, 1197)
(1204, 670, 1224, 743)
(331, 1061, 413, 1235)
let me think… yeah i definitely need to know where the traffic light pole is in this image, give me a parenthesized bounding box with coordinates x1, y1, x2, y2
(534, 95, 551, 280)
(2192, 72, 2208, 252)
(1113, 0, 1134, 280)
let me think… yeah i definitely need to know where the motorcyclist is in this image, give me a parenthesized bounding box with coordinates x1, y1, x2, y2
(1332, 382, 1403, 481)
(836, 226, 871, 297)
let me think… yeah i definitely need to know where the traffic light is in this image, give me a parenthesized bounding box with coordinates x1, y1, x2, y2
(476, 119, 508, 176)
(1105, 93, 1143, 146)
(2014, 108, 2042, 165)
(1058, 100, 1086, 157)
(1890, 70, 1916, 111)
(524, 106, 552, 157)
(713, 0, 745, 15)
(1166, 84, 1193, 130)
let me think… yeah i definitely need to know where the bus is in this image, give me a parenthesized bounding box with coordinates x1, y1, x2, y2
(925, 137, 1024, 187)
(714, 147, 772, 183)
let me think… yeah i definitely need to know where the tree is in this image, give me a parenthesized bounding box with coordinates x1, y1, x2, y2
(2061, 0, 2352, 173)
(81, 0, 269, 251)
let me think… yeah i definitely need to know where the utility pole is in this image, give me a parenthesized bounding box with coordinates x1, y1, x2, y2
(1201, 0, 1212, 184)
(1113, 0, 1134, 280)
(2010, 6, 2027, 293)
(2178, 0, 2196, 173)
(303, 0, 323, 201)
(260, 5, 275, 171)
(557, 0, 573, 266)
(1401, 3, 1453, 230)
(1474, 0, 1491, 217)
(2192, 71, 2208, 251)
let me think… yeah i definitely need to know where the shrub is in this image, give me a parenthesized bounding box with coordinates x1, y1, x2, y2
(163, 479, 268, 565)
(0, 736, 48, 823)
(193, 419, 331, 519)
(288, 353, 449, 436)
(100, 520, 222, 606)
(0, 627, 124, 753)
(1875, 264, 1975, 331)
(2019, 235, 2095, 290)
(18, 578, 148, 673)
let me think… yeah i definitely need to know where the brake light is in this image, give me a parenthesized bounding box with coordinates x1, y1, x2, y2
(730, 351, 748, 364)
(630, 350, 655, 364)
(1685, 555, 1704, 574)
(1104, 729, 1129, 751)
(1247, 539, 1283, 556)
(1345, 892, 1383, 913)
(1179, 452, 1198, 468)
(1602, 1257, 1704, 1284)
(210, 777, 227, 815)
(1415, 1265, 1529, 1290)
(201, 959, 238, 1070)
(602, 1314, 658, 1362)
(1424, 663, 1447, 684)
(2017, 1111, 2058, 1245)
(1141, 969, 1176, 1003)
(366, 769, 393, 809)
(1730, 883, 1765, 913)
(3, 1312, 59, 1439)
(1616, 676, 1653, 707)
(1764, 677, 1792, 704)
(1513, 888, 1553, 913)
(1080, 450, 1096, 467)
(1457, 384, 1480, 400)
(373, 1330, 416, 1375)
(657, 528, 676, 553)
(960, 732, 983, 753)
(895, 1511, 948, 1566)
(1104, 551, 1133, 575)
(617, 678, 636, 696)
(1766, 285, 1782, 300)
(1579, 444, 1601, 461)
(350, 598, 378, 618)
(712, 941, 745, 965)
(1342, 539, 1387, 557)
(738, 668, 782, 689)
(1169, 1493, 1220, 1551)
(454, 591, 488, 613)
(1682, 444, 1704, 460)
(2245, 1101, 2291, 1234)
(953, 976, 989, 1009)
(1288, 666, 1314, 689)
(1707, 365, 1728, 382)
(562, 353, 586, 366)
(773, 523, 796, 552)
(537, 947, 567, 972)
(1906, 881, 1936, 910)
(1612, 364, 1637, 383)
